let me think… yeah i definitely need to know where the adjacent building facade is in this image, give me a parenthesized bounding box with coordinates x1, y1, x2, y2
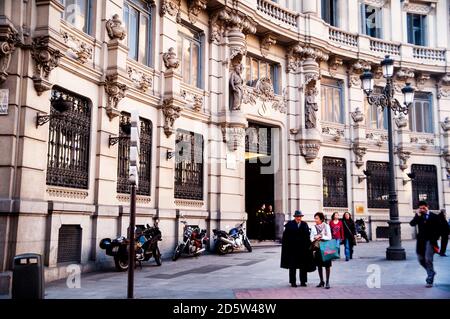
(0, 0, 450, 282)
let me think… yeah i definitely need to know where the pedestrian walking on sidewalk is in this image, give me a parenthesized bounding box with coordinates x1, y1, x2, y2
(330, 212, 344, 245)
(342, 212, 357, 261)
(410, 200, 441, 287)
(310, 212, 332, 289)
(438, 209, 449, 256)
(280, 210, 313, 287)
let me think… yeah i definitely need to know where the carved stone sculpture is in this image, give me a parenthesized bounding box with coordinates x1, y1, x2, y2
(162, 98, 182, 137)
(305, 84, 318, 129)
(188, 0, 208, 24)
(229, 63, 244, 111)
(106, 14, 127, 41)
(0, 27, 21, 83)
(162, 47, 180, 70)
(31, 36, 64, 95)
(104, 76, 127, 120)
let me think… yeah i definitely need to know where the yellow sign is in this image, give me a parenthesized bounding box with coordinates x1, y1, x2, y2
(356, 205, 364, 214)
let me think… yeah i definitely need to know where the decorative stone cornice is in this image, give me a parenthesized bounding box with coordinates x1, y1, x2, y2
(260, 33, 277, 57)
(61, 31, 93, 64)
(209, 8, 257, 43)
(299, 140, 321, 164)
(162, 97, 182, 137)
(437, 74, 450, 99)
(160, 0, 182, 23)
(106, 14, 127, 41)
(352, 142, 367, 168)
(162, 47, 180, 70)
(396, 68, 415, 81)
(0, 24, 21, 83)
(181, 89, 203, 112)
(415, 72, 430, 89)
(351, 107, 364, 123)
(328, 56, 343, 76)
(187, 0, 208, 24)
(242, 79, 287, 114)
(402, 1, 435, 15)
(221, 125, 246, 151)
(322, 126, 345, 142)
(363, 0, 386, 8)
(104, 76, 127, 120)
(31, 36, 64, 95)
(46, 187, 88, 199)
(366, 132, 388, 146)
(127, 66, 152, 92)
(348, 60, 370, 88)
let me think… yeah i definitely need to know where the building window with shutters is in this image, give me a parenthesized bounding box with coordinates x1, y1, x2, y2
(123, 0, 153, 66)
(409, 92, 433, 133)
(367, 161, 389, 208)
(411, 164, 439, 210)
(61, 0, 93, 35)
(323, 157, 348, 208)
(321, 0, 339, 27)
(360, 3, 383, 38)
(46, 87, 91, 189)
(177, 24, 203, 88)
(174, 130, 204, 200)
(321, 78, 344, 123)
(57, 225, 82, 264)
(407, 13, 427, 46)
(116, 113, 152, 196)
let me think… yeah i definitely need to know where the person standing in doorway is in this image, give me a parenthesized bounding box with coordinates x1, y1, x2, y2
(265, 204, 275, 240)
(342, 212, 357, 261)
(280, 210, 312, 287)
(410, 200, 441, 287)
(438, 209, 449, 257)
(310, 212, 332, 289)
(256, 204, 266, 242)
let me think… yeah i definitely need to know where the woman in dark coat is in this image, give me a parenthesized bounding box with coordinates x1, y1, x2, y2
(280, 210, 313, 287)
(342, 212, 357, 261)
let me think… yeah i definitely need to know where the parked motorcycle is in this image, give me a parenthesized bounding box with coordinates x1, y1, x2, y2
(213, 221, 252, 255)
(355, 218, 370, 243)
(172, 218, 209, 261)
(99, 221, 162, 271)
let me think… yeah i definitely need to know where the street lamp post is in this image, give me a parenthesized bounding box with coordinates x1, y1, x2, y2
(360, 55, 415, 261)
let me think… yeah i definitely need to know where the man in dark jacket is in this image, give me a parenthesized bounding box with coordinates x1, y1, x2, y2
(280, 210, 313, 287)
(438, 209, 449, 256)
(410, 201, 441, 287)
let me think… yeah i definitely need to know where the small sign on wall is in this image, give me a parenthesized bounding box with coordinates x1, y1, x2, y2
(226, 153, 237, 170)
(0, 89, 8, 115)
(356, 205, 365, 214)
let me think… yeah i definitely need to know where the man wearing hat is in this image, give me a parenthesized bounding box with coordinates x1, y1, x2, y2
(280, 210, 313, 287)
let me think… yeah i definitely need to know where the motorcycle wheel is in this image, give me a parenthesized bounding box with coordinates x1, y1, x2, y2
(216, 241, 229, 255)
(172, 244, 184, 261)
(153, 247, 162, 266)
(244, 238, 252, 252)
(114, 256, 129, 271)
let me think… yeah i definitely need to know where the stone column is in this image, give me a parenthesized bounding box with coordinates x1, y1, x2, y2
(438, 74, 450, 212)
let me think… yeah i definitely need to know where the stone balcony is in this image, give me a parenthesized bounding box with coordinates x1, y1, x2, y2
(229, 0, 449, 73)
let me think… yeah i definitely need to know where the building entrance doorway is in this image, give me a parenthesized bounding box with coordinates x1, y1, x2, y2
(245, 123, 275, 240)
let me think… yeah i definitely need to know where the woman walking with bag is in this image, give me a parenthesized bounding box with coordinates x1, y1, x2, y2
(342, 212, 357, 261)
(310, 212, 332, 289)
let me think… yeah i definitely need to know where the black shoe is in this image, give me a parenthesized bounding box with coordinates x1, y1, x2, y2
(325, 283, 330, 289)
(300, 283, 307, 287)
(439, 253, 447, 257)
(316, 281, 324, 288)
(290, 283, 297, 288)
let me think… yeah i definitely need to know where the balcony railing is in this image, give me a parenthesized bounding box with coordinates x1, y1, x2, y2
(256, 0, 298, 28)
(413, 46, 446, 62)
(370, 38, 400, 56)
(329, 27, 358, 47)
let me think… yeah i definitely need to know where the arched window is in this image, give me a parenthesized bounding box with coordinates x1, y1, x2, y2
(46, 87, 91, 189)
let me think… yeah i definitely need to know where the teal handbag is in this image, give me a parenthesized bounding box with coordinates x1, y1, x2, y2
(319, 239, 340, 262)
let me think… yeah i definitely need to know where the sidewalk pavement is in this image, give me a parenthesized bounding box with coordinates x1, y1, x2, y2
(38, 240, 450, 299)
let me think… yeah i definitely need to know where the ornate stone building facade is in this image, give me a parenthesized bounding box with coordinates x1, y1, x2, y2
(0, 0, 449, 282)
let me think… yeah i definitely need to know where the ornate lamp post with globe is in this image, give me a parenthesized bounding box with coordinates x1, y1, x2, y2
(360, 55, 415, 260)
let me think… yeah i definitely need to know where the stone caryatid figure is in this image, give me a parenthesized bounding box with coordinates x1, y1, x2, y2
(305, 86, 319, 129)
(229, 63, 244, 111)
(106, 14, 127, 41)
